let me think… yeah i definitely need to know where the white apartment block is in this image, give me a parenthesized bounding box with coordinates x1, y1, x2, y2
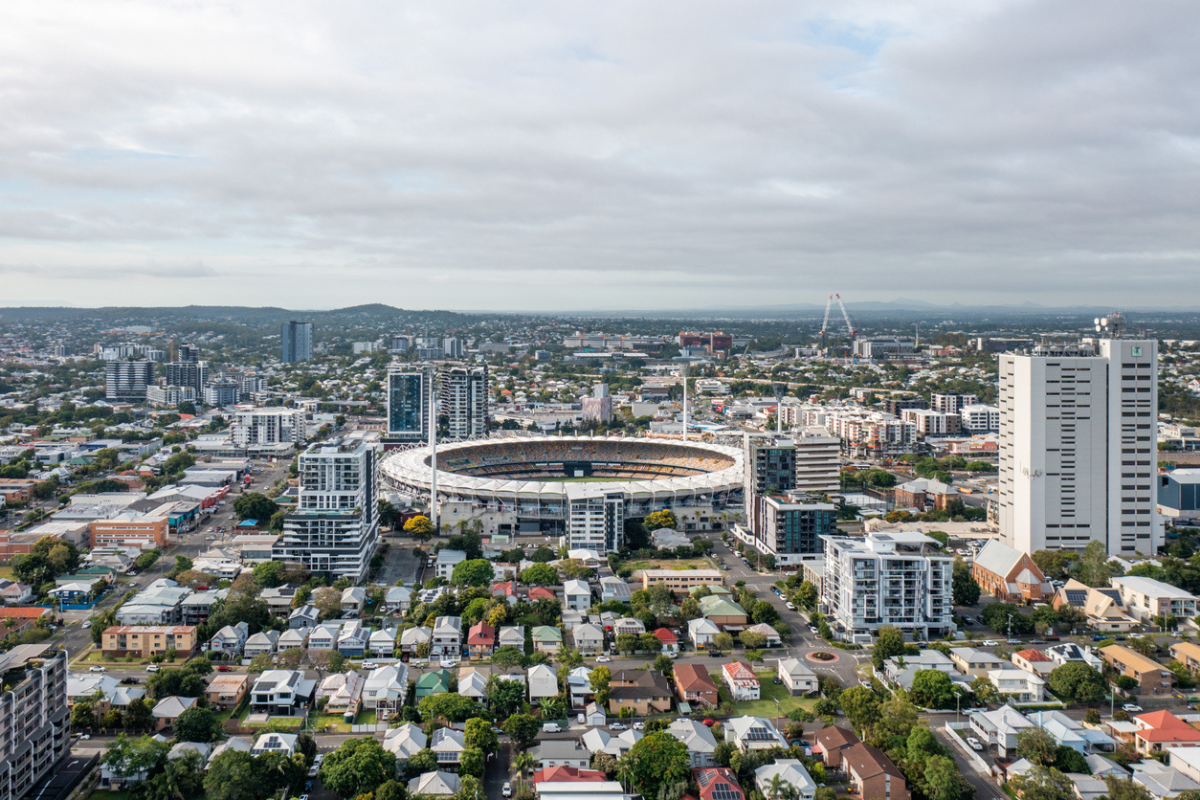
(904, 409, 959, 436)
(566, 492, 625, 555)
(439, 367, 488, 440)
(998, 338, 1162, 556)
(231, 408, 306, 447)
(821, 532, 954, 644)
(825, 409, 915, 458)
(932, 393, 978, 414)
(960, 404, 1000, 434)
(0, 648, 69, 800)
(1109, 576, 1199, 622)
(274, 433, 381, 582)
(792, 427, 840, 498)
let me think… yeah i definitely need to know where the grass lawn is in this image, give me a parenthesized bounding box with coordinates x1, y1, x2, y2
(0, 567, 14, 580)
(627, 558, 715, 573)
(713, 670, 819, 718)
(310, 712, 351, 733)
(354, 710, 378, 725)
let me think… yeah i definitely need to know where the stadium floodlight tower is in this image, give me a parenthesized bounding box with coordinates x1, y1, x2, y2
(428, 365, 439, 532)
(682, 361, 689, 442)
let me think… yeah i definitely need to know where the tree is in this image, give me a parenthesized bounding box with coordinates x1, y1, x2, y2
(419, 692, 482, 723)
(797, 581, 818, 610)
(923, 754, 974, 800)
(406, 749, 439, 778)
(319, 738, 397, 799)
(839, 686, 882, 732)
(492, 645, 526, 669)
(71, 701, 96, 729)
(621, 730, 690, 800)
(1071, 540, 1124, 588)
(174, 706, 220, 743)
(252, 561, 285, 589)
(591, 666, 612, 705)
(487, 678, 527, 720)
(1010, 766, 1075, 800)
(1016, 727, 1060, 767)
(871, 625, 906, 669)
(652, 654, 674, 675)
(952, 561, 981, 606)
(970, 675, 999, 705)
(404, 515, 435, 541)
(520, 564, 558, 585)
(146, 668, 205, 700)
(143, 749, 205, 800)
(910, 670, 957, 710)
(102, 734, 170, 785)
(125, 697, 154, 732)
(505, 713, 542, 750)
(184, 656, 213, 676)
(452, 559, 495, 587)
(313, 586, 342, 619)
(1103, 777, 1154, 800)
(459, 747, 485, 778)
(1057, 747, 1090, 774)
(1047, 662, 1108, 704)
(713, 632, 734, 651)
(233, 492, 279, 522)
(465, 718, 499, 752)
(751, 601, 780, 625)
(643, 510, 678, 531)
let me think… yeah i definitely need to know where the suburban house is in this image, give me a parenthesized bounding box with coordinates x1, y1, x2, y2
(777, 658, 818, 696)
(600, 576, 632, 603)
(813, 727, 860, 770)
(208, 622, 250, 657)
(1110, 576, 1200, 623)
(698, 596, 748, 626)
(250, 670, 317, 715)
(415, 669, 451, 699)
(674, 663, 720, 709)
(1171, 642, 1200, 675)
(432, 616, 463, 658)
(970, 540, 1052, 604)
(725, 716, 788, 753)
(152, 696, 197, 731)
(568, 666, 594, 709)
(288, 605, 320, 629)
(971, 705, 1034, 756)
(563, 580, 591, 612)
(528, 664, 559, 704)
(205, 674, 250, 710)
(430, 726, 466, 766)
(1012, 649, 1056, 677)
(532, 626, 563, 654)
(745, 623, 781, 648)
(408, 772, 459, 798)
(400, 626, 431, 655)
(362, 664, 409, 711)
(458, 668, 488, 703)
(688, 618, 721, 649)
(369, 628, 397, 657)
(340, 586, 367, 613)
(1127, 711, 1200, 755)
(613, 618, 646, 638)
(842, 742, 910, 800)
(987, 670, 1045, 703)
(251, 733, 299, 757)
(385, 586, 412, 615)
(320, 672, 364, 714)
(244, 630, 281, 659)
(570, 623, 605, 656)
(1025, 710, 1116, 754)
(722, 662, 760, 702)
(260, 586, 297, 617)
(668, 718, 719, 767)
(755, 760, 816, 800)
(948, 647, 1007, 678)
(893, 477, 958, 513)
(532, 766, 607, 785)
(306, 625, 338, 651)
(466, 622, 496, 659)
(653, 628, 680, 655)
(608, 669, 673, 715)
(498, 626, 526, 651)
(1101, 646, 1175, 694)
(695, 768, 744, 800)
(383, 723, 427, 762)
(1052, 580, 1140, 631)
(491, 581, 518, 605)
(582, 728, 643, 757)
(434, 549, 467, 581)
(530, 740, 593, 770)
(277, 628, 308, 651)
(337, 622, 368, 657)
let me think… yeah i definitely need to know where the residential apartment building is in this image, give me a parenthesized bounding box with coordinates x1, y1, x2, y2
(0, 646, 69, 800)
(960, 404, 1000, 434)
(274, 433, 381, 582)
(163, 360, 208, 395)
(280, 321, 314, 363)
(101, 626, 198, 658)
(386, 370, 430, 443)
(566, 493, 624, 555)
(90, 515, 169, 550)
(439, 366, 488, 440)
(998, 337, 1162, 555)
(1109, 576, 1199, 622)
(230, 408, 305, 448)
(745, 494, 837, 570)
(932, 393, 978, 415)
(825, 409, 916, 458)
(105, 360, 155, 401)
(640, 569, 723, 592)
(792, 427, 841, 499)
(1100, 645, 1174, 694)
(821, 532, 954, 643)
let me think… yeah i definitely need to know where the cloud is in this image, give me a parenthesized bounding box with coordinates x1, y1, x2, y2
(0, 0, 1198, 309)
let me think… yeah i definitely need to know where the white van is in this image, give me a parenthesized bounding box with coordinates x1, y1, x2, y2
(542, 723, 561, 733)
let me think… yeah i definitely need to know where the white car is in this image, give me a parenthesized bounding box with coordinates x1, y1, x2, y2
(982, 640, 999, 647)
(440, 659, 458, 668)
(82, 621, 92, 629)
(146, 664, 160, 673)
(785, 602, 796, 611)
(610, 722, 627, 731)
(362, 661, 377, 669)
(632, 722, 644, 730)
(89, 666, 107, 673)
(596, 656, 611, 663)
(1123, 704, 1143, 713)
(966, 737, 984, 751)
(503, 783, 512, 798)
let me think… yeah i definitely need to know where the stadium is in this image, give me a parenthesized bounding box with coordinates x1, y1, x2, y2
(379, 436, 744, 551)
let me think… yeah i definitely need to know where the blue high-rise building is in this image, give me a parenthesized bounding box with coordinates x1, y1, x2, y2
(281, 321, 314, 363)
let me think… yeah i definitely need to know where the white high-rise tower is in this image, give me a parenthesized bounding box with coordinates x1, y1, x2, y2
(998, 319, 1161, 556)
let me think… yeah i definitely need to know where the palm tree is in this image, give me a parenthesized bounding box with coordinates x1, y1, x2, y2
(512, 752, 535, 797)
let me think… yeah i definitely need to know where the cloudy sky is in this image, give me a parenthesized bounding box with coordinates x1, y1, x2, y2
(2, 1, 1198, 311)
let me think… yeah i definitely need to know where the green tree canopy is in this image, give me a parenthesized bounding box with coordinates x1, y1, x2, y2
(952, 561, 981, 606)
(318, 738, 397, 799)
(520, 563, 558, 585)
(1047, 662, 1108, 704)
(910, 670, 957, 710)
(621, 730, 690, 800)
(173, 706, 220, 743)
(452, 558, 495, 587)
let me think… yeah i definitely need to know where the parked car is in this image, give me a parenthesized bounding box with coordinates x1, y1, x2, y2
(217, 665, 232, 672)
(786, 602, 796, 611)
(632, 722, 644, 730)
(967, 737, 984, 751)
(1123, 704, 1143, 713)
(1006, 639, 1022, 645)
(362, 661, 377, 670)
(503, 784, 512, 798)
(982, 641, 999, 647)
(702, 719, 716, 727)
(82, 620, 92, 629)
(596, 656, 611, 663)
(542, 723, 561, 733)
(146, 664, 160, 673)
(89, 666, 107, 673)
(610, 723, 628, 731)
(440, 659, 458, 668)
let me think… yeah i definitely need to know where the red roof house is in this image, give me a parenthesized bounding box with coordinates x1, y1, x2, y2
(533, 766, 606, 785)
(653, 628, 679, 654)
(695, 769, 743, 800)
(467, 622, 496, 659)
(528, 587, 556, 601)
(1133, 710, 1200, 754)
(492, 581, 518, 602)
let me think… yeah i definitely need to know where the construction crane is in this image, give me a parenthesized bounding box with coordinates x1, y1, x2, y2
(819, 293, 857, 354)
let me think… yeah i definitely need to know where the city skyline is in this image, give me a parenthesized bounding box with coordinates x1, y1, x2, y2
(3, 1, 1199, 310)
